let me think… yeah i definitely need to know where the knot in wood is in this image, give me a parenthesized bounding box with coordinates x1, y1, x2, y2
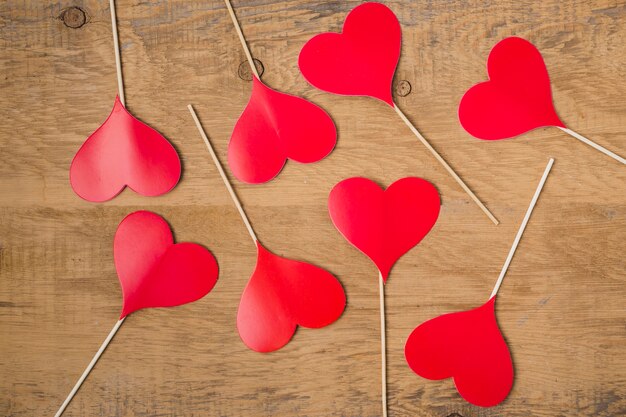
(395, 80, 412, 97)
(60, 7, 87, 29)
(238, 59, 265, 81)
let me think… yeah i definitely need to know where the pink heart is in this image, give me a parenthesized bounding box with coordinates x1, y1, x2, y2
(237, 242, 346, 352)
(70, 97, 181, 202)
(328, 177, 440, 281)
(299, 2, 401, 106)
(405, 297, 514, 407)
(228, 76, 336, 184)
(114, 211, 219, 318)
(459, 37, 564, 140)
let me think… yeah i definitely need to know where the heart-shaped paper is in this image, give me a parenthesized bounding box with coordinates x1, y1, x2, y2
(404, 297, 514, 407)
(459, 37, 565, 140)
(228, 75, 337, 184)
(237, 241, 346, 352)
(328, 177, 440, 282)
(70, 96, 181, 202)
(298, 2, 401, 106)
(114, 210, 219, 318)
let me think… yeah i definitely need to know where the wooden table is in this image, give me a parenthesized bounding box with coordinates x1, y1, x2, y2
(1, 1, 625, 416)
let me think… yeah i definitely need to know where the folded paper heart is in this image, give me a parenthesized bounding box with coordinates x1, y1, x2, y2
(70, 96, 181, 202)
(114, 210, 219, 318)
(237, 242, 346, 352)
(459, 37, 564, 140)
(298, 2, 401, 106)
(328, 176, 440, 417)
(228, 75, 337, 184)
(404, 158, 554, 408)
(404, 297, 514, 407)
(328, 177, 440, 281)
(189, 104, 346, 353)
(54, 209, 218, 417)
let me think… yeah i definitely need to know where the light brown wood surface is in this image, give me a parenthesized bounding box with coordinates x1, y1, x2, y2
(1, 1, 625, 416)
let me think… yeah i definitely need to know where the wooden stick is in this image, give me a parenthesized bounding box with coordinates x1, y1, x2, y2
(393, 104, 499, 225)
(55, 318, 126, 417)
(378, 272, 388, 417)
(188, 104, 258, 243)
(223, 0, 259, 79)
(490, 158, 554, 299)
(557, 127, 625, 165)
(109, 0, 125, 106)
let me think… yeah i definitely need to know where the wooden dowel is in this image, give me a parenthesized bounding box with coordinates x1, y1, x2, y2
(223, 0, 259, 79)
(379, 272, 388, 417)
(187, 104, 258, 243)
(393, 104, 499, 225)
(109, 0, 125, 106)
(54, 318, 126, 417)
(558, 127, 625, 165)
(490, 158, 554, 299)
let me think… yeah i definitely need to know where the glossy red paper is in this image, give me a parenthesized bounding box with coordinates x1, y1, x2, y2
(237, 241, 346, 353)
(228, 75, 337, 184)
(459, 37, 564, 140)
(328, 177, 440, 282)
(298, 2, 401, 106)
(70, 96, 181, 202)
(114, 211, 218, 318)
(404, 297, 514, 407)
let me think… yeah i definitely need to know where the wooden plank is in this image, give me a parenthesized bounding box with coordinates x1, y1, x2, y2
(0, 1, 624, 416)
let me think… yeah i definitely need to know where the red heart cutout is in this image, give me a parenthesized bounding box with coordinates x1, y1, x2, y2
(114, 210, 219, 318)
(237, 242, 346, 352)
(405, 297, 514, 407)
(298, 2, 401, 106)
(328, 177, 440, 282)
(70, 97, 181, 202)
(459, 37, 565, 140)
(228, 75, 337, 184)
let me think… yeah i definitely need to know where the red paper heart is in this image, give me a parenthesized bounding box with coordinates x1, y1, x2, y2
(237, 242, 346, 352)
(70, 97, 181, 202)
(228, 75, 336, 184)
(114, 211, 218, 318)
(328, 177, 440, 282)
(298, 2, 401, 106)
(405, 297, 514, 407)
(459, 37, 565, 140)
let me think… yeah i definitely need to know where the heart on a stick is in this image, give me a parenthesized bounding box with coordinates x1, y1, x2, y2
(114, 210, 219, 318)
(328, 177, 440, 281)
(228, 75, 337, 184)
(70, 97, 181, 202)
(404, 297, 514, 407)
(237, 242, 346, 352)
(458, 37, 564, 140)
(298, 2, 401, 106)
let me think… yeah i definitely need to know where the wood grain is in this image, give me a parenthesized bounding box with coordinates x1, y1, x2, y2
(1, 1, 625, 416)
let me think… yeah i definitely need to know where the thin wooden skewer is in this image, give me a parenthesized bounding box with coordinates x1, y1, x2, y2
(224, 0, 259, 79)
(490, 158, 554, 299)
(109, 0, 125, 106)
(557, 127, 625, 165)
(54, 318, 126, 417)
(378, 272, 388, 417)
(393, 104, 499, 225)
(188, 104, 258, 244)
